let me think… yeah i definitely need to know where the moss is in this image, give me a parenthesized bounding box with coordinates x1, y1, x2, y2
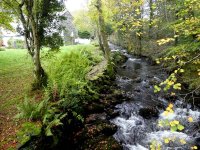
(86, 59, 108, 81)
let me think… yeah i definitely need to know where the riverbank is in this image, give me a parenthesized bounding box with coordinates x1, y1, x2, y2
(17, 45, 128, 150)
(1, 45, 117, 150)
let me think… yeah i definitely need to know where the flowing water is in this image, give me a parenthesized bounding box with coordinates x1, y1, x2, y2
(109, 44, 200, 150)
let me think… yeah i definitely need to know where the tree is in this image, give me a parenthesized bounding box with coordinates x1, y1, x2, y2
(73, 9, 95, 37)
(0, 2, 14, 31)
(1, 0, 65, 89)
(95, 0, 111, 61)
(149, 0, 154, 38)
(0, 12, 13, 31)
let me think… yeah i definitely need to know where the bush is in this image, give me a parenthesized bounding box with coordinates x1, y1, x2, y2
(105, 23, 114, 36)
(8, 38, 25, 49)
(0, 47, 5, 51)
(78, 30, 91, 39)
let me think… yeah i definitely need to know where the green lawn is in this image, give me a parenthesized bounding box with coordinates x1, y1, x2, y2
(0, 49, 33, 111)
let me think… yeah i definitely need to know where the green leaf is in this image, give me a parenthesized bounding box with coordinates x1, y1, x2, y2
(46, 128, 53, 136)
(177, 124, 184, 131)
(173, 83, 181, 90)
(154, 85, 161, 93)
(170, 126, 177, 132)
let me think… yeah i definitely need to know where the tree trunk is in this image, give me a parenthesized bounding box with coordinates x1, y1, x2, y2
(136, 4, 143, 55)
(31, 24, 47, 89)
(96, 0, 111, 61)
(149, 0, 153, 38)
(97, 23, 104, 53)
(32, 43, 47, 89)
(174, 10, 178, 46)
(136, 33, 142, 56)
(17, 0, 47, 89)
(28, 0, 47, 89)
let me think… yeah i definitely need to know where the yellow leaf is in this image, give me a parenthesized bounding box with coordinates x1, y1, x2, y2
(156, 60, 160, 64)
(170, 121, 175, 127)
(171, 92, 176, 96)
(164, 138, 170, 144)
(158, 121, 163, 127)
(193, 146, 198, 149)
(166, 107, 171, 111)
(174, 120, 179, 125)
(180, 139, 186, 145)
(168, 81, 174, 86)
(188, 117, 193, 122)
(172, 56, 176, 59)
(169, 103, 173, 108)
(163, 111, 169, 116)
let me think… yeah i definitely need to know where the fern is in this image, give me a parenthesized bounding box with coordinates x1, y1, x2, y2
(15, 97, 48, 121)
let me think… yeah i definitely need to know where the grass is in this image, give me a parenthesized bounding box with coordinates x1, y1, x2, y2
(0, 49, 33, 150)
(0, 49, 33, 110)
(0, 44, 98, 149)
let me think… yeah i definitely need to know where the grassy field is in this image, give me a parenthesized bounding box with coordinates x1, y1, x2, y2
(0, 45, 97, 149)
(0, 49, 33, 149)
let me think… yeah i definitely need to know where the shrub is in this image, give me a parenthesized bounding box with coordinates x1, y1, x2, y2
(8, 38, 25, 49)
(105, 23, 114, 36)
(78, 30, 91, 39)
(0, 47, 5, 51)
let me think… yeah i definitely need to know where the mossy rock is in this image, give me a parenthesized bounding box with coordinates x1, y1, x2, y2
(112, 51, 128, 65)
(139, 107, 159, 119)
(86, 60, 108, 81)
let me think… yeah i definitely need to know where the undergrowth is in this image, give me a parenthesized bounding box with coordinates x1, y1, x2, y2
(15, 45, 104, 146)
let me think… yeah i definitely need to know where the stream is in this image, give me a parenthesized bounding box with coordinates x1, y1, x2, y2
(109, 44, 200, 150)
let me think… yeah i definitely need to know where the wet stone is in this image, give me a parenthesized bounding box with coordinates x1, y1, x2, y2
(133, 77, 142, 83)
(149, 78, 160, 85)
(106, 109, 120, 119)
(133, 87, 141, 92)
(195, 137, 200, 148)
(138, 107, 159, 119)
(121, 64, 127, 69)
(135, 120, 143, 126)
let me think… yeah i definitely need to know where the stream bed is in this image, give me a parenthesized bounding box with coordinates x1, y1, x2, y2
(109, 44, 200, 150)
